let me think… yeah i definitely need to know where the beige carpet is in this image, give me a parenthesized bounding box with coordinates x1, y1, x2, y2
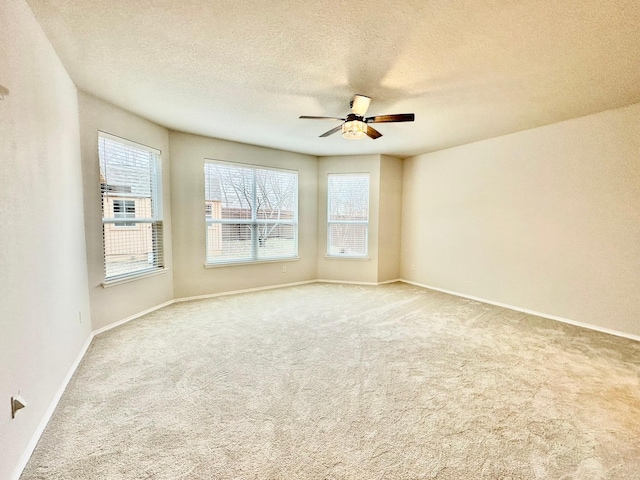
(21, 282, 640, 479)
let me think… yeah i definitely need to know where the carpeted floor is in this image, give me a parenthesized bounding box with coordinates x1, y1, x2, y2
(21, 282, 640, 479)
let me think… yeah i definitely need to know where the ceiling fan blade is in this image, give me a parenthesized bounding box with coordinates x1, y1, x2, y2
(299, 115, 346, 121)
(319, 125, 343, 137)
(365, 113, 415, 123)
(365, 125, 382, 139)
(351, 94, 371, 116)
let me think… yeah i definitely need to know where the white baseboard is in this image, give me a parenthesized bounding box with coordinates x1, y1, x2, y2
(12, 332, 94, 480)
(316, 279, 379, 286)
(400, 279, 640, 343)
(92, 300, 175, 336)
(316, 278, 401, 286)
(174, 280, 317, 303)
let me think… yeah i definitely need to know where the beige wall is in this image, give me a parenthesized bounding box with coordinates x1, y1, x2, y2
(169, 131, 318, 299)
(0, 1, 92, 478)
(377, 155, 403, 282)
(78, 92, 174, 330)
(317, 155, 381, 283)
(316, 154, 403, 284)
(401, 103, 640, 336)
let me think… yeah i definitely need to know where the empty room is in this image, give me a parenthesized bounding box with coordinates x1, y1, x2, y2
(1, 0, 639, 478)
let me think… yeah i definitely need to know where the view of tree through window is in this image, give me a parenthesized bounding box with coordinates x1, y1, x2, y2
(204, 161, 298, 264)
(327, 174, 369, 257)
(99, 133, 163, 280)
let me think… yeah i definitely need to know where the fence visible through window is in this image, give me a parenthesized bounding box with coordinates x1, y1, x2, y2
(204, 161, 298, 264)
(327, 173, 369, 257)
(99, 132, 163, 281)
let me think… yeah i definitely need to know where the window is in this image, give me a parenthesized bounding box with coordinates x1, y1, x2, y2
(204, 160, 298, 264)
(99, 132, 163, 281)
(327, 173, 369, 257)
(113, 199, 135, 227)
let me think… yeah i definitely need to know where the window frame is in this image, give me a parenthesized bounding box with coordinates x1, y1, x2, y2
(99, 131, 164, 284)
(326, 173, 370, 258)
(204, 159, 299, 266)
(113, 199, 136, 228)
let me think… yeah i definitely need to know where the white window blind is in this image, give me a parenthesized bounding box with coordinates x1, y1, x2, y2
(327, 173, 369, 257)
(204, 160, 298, 264)
(99, 132, 163, 281)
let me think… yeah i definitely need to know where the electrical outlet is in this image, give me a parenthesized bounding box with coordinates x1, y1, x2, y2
(282, 266, 287, 273)
(411, 264, 416, 271)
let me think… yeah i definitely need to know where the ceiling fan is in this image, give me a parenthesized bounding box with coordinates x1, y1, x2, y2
(300, 94, 415, 140)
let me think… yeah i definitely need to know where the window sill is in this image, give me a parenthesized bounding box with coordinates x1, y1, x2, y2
(205, 257, 300, 268)
(101, 268, 169, 288)
(324, 255, 370, 261)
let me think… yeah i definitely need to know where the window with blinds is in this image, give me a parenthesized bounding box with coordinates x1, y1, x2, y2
(99, 132, 163, 282)
(327, 173, 369, 257)
(204, 160, 298, 265)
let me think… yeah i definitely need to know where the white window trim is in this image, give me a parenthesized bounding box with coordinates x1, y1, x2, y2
(324, 255, 370, 261)
(204, 159, 299, 266)
(326, 173, 370, 259)
(204, 256, 300, 268)
(101, 267, 170, 288)
(99, 131, 164, 283)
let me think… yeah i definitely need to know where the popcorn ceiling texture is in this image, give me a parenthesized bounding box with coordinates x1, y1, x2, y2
(25, 0, 640, 157)
(21, 283, 640, 479)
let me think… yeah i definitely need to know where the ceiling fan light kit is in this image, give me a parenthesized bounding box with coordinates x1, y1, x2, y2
(342, 120, 367, 139)
(300, 94, 415, 140)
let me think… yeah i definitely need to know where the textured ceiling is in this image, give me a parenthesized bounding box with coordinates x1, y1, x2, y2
(26, 0, 640, 158)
